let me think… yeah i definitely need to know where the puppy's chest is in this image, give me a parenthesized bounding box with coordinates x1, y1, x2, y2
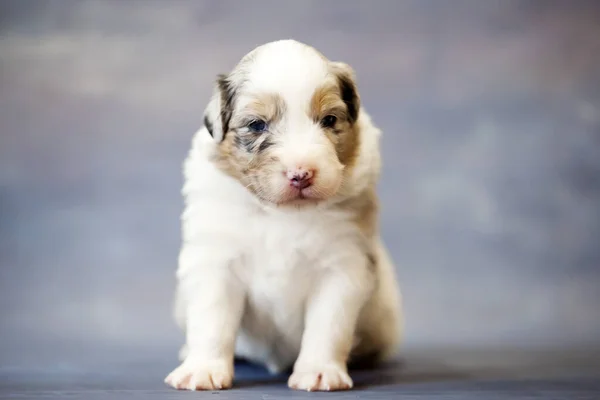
(247, 228, 314, 298)
(236, 213, 334, 303)
(232, 210, 355, 338)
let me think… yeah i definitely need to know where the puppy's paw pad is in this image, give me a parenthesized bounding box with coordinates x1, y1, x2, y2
(164, 359, 233, 391)
(288, 364, 353, 391)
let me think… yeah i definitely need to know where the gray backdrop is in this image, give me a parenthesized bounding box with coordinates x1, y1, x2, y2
(1, 0, 599, 372)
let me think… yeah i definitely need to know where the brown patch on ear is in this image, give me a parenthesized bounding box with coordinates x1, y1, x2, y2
(216, 74, 237, 138)
(203, 114, 214, 137)
(331, 63, 361, 124)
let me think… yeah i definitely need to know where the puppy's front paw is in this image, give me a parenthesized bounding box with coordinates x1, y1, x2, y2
(164, 357, 233, 391)
(288, 363, 353, 391)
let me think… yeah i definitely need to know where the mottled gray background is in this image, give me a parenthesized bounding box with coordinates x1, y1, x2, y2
(1, 0, 600, 374)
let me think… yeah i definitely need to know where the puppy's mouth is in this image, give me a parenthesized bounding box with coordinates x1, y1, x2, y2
(287, 188, 314, 201)
(296, 191, 320, 204)
(295, 188, 309, 199)
(275, 186, 325, 206)
(249, 178, 340, 207)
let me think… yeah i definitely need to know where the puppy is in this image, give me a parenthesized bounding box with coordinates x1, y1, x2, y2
(165, 39, 403, 392)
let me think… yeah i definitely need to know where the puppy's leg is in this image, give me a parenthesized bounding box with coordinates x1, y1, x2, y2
(288, 252, 374, 392)
(165, 248, 245, 391)
(350, 240, 403, 365)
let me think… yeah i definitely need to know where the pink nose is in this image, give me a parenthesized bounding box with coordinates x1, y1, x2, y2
(287, 168, 314, 190)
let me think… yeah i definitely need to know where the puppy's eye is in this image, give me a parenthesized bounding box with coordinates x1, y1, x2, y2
(320, 115, 337, 128)
(247, 119, 268, 133)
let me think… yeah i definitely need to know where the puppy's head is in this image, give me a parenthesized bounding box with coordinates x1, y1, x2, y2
(205, 40, 362, 207)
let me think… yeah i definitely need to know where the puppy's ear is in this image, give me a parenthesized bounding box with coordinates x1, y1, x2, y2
(203, 73, 237, 142)
(330, 62, 361, 124)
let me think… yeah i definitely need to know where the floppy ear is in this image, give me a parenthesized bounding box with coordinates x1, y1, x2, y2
(203, 74, 237, 142)
(330, 62, 361, 124)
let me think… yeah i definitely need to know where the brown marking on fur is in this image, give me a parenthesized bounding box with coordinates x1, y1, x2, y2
(310, 83, 347, 122)
(239, 92, 286, 125)
(333, 124, 360, 168)
(335, 71, 360, 124)
(309, 81, 361, 168)
(337, 187, 379, 239)
(216, 74, 237, 137)
(211, 92, 285, 176)
(212, 133, 269, 179)
(211, 129, 281, 203)
(211, 131, 247, 181)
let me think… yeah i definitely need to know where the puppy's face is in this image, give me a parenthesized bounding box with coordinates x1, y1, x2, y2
(205, 41, 361, 207)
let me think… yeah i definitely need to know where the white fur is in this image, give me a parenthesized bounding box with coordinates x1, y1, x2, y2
(165, 40, 403, 392)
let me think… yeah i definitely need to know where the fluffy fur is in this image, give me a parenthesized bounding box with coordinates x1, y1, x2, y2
(164, 39, 403, 392)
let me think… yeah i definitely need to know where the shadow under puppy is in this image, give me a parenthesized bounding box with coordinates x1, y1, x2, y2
(165, 39, 403, 392)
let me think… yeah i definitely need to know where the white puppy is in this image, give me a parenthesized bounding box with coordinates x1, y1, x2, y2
(165, 39, 403, 392)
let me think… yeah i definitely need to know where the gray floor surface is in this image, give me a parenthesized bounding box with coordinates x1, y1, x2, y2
(2, 348, 599, 399)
